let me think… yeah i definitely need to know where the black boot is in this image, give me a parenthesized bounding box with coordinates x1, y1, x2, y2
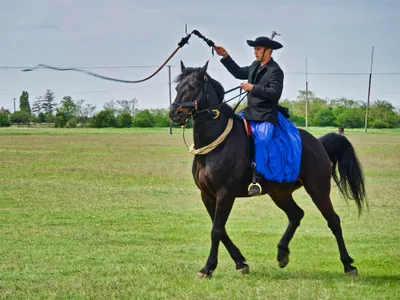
(248, 163, 262, 197)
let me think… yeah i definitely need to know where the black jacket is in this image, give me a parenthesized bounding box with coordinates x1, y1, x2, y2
(221, 56, 284, 124)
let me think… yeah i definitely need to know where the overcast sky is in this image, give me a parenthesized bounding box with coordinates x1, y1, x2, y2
(1, 0, 399, 112)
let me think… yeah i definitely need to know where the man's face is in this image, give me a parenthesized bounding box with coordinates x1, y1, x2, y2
(254, 46, 270, 61)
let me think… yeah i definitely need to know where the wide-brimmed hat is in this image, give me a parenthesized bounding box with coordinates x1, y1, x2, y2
(246, 36, 283, 50)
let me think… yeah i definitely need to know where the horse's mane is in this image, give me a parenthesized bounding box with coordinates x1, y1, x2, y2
(175, 67, 225, 102)
(208, 75, 225, 103)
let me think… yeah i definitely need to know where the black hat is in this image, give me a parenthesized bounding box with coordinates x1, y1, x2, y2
(246, 36, 283, 50)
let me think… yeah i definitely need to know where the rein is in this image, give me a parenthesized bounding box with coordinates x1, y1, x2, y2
(179, 77, 248, 155)
(177, 79, 248, 118)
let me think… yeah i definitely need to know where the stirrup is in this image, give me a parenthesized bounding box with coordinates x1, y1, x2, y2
(248, 182, 262, 196)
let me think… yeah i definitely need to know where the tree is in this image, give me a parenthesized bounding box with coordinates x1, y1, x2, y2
(309, 97, 328, 113)
(116, 113, 133, 128)
(279, 98, 305, 125)
(10, 111, 29, 124)
(103, 100, 118, 116)
(0, 111, 11, 127)
(132, 109, 155, 127)
(59, 96, 77, 121)
(76, 100, 96, 127)
(91, 109, 117, 128)
(368, 100, 397, 128)
(38, 112, 46, 123)
(313, 107, 336, 126)
(336, 108, 364, 128)
(55, 109, 68, 128)
(151, 109, 170, 127)
(116, 98, 138, 116)
(330, 97, 361, 109)
(290, 115, 305, 127)
(41, 89, 56, 114)
(32, 97, 42, 115)
(19, 91, 31, 113)
(279, 98, 294, 110)
(295, 90, 316, 117)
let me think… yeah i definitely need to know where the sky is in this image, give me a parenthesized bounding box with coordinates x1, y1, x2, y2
(1, 0, 400, 112)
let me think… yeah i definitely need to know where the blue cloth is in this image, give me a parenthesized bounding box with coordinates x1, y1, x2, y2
(239, 112, 302, 183)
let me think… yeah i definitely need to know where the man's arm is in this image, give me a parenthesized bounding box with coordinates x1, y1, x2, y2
(250, 68, 284, 102)
(214, 46, 249, 80)
(220, 56, 250, 80)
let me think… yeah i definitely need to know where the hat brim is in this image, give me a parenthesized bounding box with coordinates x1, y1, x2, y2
(246, 40, 283, 50)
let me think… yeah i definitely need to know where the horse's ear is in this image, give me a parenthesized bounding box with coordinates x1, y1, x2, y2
(199, 61, 209, 77)
(201, 61, 209, 73)
(180, 61, 186, 72)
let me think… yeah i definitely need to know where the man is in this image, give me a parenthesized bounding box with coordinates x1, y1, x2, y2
(214, 36, 284, 125)
(214, 36, 301, 196)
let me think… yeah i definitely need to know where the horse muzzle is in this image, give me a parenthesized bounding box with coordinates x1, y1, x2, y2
(169, 106, 193, 125)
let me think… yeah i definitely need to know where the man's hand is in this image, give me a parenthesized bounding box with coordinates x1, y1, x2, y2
(240, 82, 254, 92)
(214, 46, 229, 58)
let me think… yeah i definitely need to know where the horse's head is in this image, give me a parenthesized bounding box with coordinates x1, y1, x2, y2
(169, 61, 224, 125)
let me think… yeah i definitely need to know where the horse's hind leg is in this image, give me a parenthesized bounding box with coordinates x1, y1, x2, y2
(269, 192, 305, 268)
(303, 179, 358, 275)
(199, 190, 248, 277)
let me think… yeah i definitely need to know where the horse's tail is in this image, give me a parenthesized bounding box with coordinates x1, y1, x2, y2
(319, 133, 366, 213)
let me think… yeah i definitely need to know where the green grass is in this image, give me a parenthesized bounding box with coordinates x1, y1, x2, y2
(1, 127, 399, 299)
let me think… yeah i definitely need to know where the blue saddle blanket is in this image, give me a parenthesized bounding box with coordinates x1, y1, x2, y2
(239, 112, 302, 183)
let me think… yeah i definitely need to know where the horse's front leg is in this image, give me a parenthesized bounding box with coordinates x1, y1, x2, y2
(199, 188, 245, 278)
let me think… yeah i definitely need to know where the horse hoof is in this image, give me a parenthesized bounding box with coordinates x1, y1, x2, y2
(197, 272, 212, 279)
(236, 265, 250, 275)
(278, 254, 289, 268)
(345, 267, 358, 276)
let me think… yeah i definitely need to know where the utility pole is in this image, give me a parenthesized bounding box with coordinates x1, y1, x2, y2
(364, 46, 374, 133)
(13, 97, 16, 112)
(305, 58, 309, 129)
(168, 65, 173, 135)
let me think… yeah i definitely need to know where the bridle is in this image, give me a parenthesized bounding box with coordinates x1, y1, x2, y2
(172, 75, 248, 125)
(171, 75, 249, 153)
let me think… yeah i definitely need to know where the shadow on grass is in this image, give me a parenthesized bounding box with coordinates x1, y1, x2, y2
(249, 268, 400, 284)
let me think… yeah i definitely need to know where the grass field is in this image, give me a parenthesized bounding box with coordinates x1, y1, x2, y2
(1, 126, 399, 299)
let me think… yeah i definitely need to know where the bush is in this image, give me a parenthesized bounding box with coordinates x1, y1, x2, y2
(0, 112, 11, 127)
(313, 108, 336, 126)
(91, 109, 117, 128)
(55, 110, 68, 128)
(117, 113, 133, 128)
(369, 119, 392, 129)
(10, 111, 29, 124)
(45, 113, 55, 123)
(68, 118, 77, 128)
(290, 114, 305, 127)
(153, 112, 170, 127)
(38, 112, 46, 123)
(335, 108, 364, 128)
(132, 110, 155, 127)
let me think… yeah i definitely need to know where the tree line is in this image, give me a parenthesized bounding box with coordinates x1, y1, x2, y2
(0, 89, 399, 128)
(0, 89, 173, 128)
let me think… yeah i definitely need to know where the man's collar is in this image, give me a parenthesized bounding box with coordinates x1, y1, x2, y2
(260, 57, 273, 67)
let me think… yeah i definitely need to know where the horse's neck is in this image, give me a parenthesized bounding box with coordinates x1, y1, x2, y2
(193, 115, 228, 150)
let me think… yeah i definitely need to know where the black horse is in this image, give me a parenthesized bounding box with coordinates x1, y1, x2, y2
(169, 61, 366, 278)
